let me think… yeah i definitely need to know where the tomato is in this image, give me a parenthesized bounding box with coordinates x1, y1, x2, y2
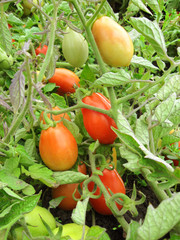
(62, 28, 89, 68)
(8, 24, 12, 29)
(39, 123, 78, 171)
(11, 206, 56, 239)
(48, 68, 80, 95)
(81, 92, 117, 144)
(92, 16, 134, 67)
(35, 44, 48, 56)
(52, 163, 87, 210)
(0, 47, 13, 70)
(53, 223, 89, 240)
(40, 106, 71, 124)
(88, 167, 126, 215)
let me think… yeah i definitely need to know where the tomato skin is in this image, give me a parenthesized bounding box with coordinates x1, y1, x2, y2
(92, 16, 134, 67)
(35, 44, 48, 56)
(62, 28, 89, 68)
(39, 124, 78, 171)
(48, 68, 80, 95)
(81, 92, 117, 144)
(40, 106, 71, 124)
(52, 164, 87, 210)
(88, 168, 126, 215)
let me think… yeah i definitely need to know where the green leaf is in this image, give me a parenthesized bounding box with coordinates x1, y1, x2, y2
(0, 194, 41, 230)
(62, 119, 83, 144)
(130, 17, 167, 58)
(131, 55, 158, 70)
(51, 93, 68, 108)
(53, 171, 88, 185)
(135, 114, 149, 147)
(85, 226, 110, 240)
(3, 187, 23, 200)
(7, 13, 24, 26)
(137, 193, 180, 240)
(80, 64, 96, 85)
(24, 138, 37, 158)
(92, 71, 131, 87)
(154, 93, 176, 123)
(131, 0, 152, 15)
(126, 221, 141, 240)
(43, 83, 56, 93)
(16, 145, 35, 166)
(156, 75, 180, 100)
(0, 14, 12, 54)
(72, 198, 89, 225)
(144, 0, 161, 14)
(22, 184, 36, 196)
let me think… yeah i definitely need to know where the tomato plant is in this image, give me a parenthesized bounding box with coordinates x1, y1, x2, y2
(88, 167, 126, 215)
(39, 123, 78, 171)
(35, 44, 48, 56)
(48, 68, 80, 95)
(62, 27, 89, 67)
(165, 141, 180, 166)
(52, 163, 87, 210)
(0, 47, 13, 70)
(81, 92, 117, 144)
(40, 106, 71, 124)
(92, 16, 134, 67)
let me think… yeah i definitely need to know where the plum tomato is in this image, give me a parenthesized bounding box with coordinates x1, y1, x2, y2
(35, 44, 48, 56)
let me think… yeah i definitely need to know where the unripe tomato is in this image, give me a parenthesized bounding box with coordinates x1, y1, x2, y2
(62, 28, 89, 67)
(39, 123, 78, 171)
(40, 106, 71, 124)
(48, 68, 80, 95)
(0, 47, 13, 70)
(52, 163, 87, 210)
(35, 44, 48, 56)
(88, 167, 125, 215)
(92, 16, 134, 67)
(81, 92, 117, 144)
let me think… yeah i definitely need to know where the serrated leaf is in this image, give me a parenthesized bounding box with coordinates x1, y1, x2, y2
(131, 0, 152, 15)
(135, 114, 149, 147)
(0, 15, 12, 54)
(130, 17, 167, 58)
(155, 93, 176, 123)
(51, 93, 68, 108)
(16, 144, 35, 166)
(92, 71, 131, 87)
(9, 67, 25, 113)
(0, 194, 40, 230)
(72, 198, 89, 225)
(156, 75, 180, 100)
(137, 193, 180, 240)
(43, 83, 56, 93)
(131, 55, 158, 70)
(53, 171, 88, 185)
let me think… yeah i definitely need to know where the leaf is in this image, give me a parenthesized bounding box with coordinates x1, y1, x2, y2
(71, 198, 89, 225)
(0, 194, 41, 230)
(16, 144, 35, 166)
(130, 17, 167, 58)
(131, 55, 158, 70)
(156, 75, 180, 100)
(92, 71, 131, 87)
(0, 96, 12, 111)
(154, 93, 176, 123)
(85, 226, 110, 240)
(144, 0, 161, 14)
(137, 193, 180, 240)
(80, 64, 96, 85)
(62, 119, 83, 144)
(3, 187, 23, 200)
(53, 171, 88, 185)
(24, 139, 36, 158)
(51, 93, 68, 109)
(126, 221, 141, 240)
(34, 82, 52, 109)
(9, 66, 25, 113)
(0, 14, 12, 54)
(43, 83, 56, 93)
(135, 114, 149, 147)
(131, 0, 152, 15)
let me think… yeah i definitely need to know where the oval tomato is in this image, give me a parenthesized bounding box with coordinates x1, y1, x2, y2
(40, 106, 71, 124)
(39, 123, 78, 171)
(62, 28, 89, 68)
(35, 44, 48, 56)
(81, 92, 117, 144)
(92, 16, 134, 67)
(48, 68, 80, 95)
(88, 167, 126, 215)
(0, 47, 13, 70)
(52, 163, 87, 210)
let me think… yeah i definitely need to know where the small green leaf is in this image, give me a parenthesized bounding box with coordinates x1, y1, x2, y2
(51, 93, 68, 108)
(85, 226, 110, 240)
(131, 0, 152, 15)
(126, 221, 141, 240)
(144, 0, 161, 13)
(53, 171, 88, 185)
(72, 198, 89, 225)
(131, 55, 158, 70)
(43, 83, 56, 93)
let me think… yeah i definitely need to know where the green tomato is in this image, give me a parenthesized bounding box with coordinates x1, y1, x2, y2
(62, 28, 89, 68)
(22, 0, 44, 15)
(0, 47, 13, 70)
(53, 223, 89, 240)
(11, 206, 56, 239)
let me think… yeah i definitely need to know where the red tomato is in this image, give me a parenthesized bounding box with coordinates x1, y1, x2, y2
(88, 167, 125, 215)
(48, 68, 80, 95)
(52, 163, 87, 210)
(81, 92, 117, 144)
(8, 24, 12, 29)
(40, 106, 71, 124)
(92, 16, 134, 67)
(35, 44, 48, 55)
(39, 123, 78, 171)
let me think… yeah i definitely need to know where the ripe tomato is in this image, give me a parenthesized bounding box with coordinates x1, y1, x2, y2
(48, 68, 80, 95)
(81, 92, 117, 144)
(35, 44, 48, 56)
(92, 16, 134, 67)
(62, 28, 89, 68)
(39, 123, 78, 171)
(52, 163, 87, 210)
(40, 106, 71, 124)
(88, 167, 125, 215)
